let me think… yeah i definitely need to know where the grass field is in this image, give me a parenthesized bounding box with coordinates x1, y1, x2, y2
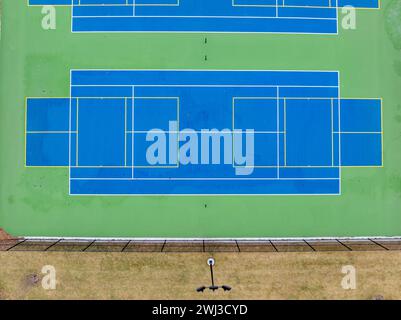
(0, 251, 400, 300)
(0, 0, 401, 238)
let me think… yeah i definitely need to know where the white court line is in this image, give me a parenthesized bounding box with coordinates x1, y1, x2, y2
(73, 15, 337, 20)
(284, 98, 287, 166)
(32, 96, 381, 99)
(26, 131, 75, 134)
(76, 99, 79, 167)
(71, 85, 339, 88)
(66, 164, 386, 169)
(331, 98, 334, 167)
(68, 192, 341, 197)
(71, 0, 181, 7)
(276, 86, 280, 179)
(70, 177, 340, 181)
(70, 68, 341, 72)
(124, 98, 127, 167)
(132, 86, 135, 179)
(68, 72, 72, 194)
(337, 72, 342, 194)
(26, 0, 379, 10)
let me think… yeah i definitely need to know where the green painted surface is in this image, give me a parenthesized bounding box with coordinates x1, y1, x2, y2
(0, 0, 400, 238)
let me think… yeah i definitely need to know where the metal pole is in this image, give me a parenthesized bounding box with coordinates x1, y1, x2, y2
(210, 264, 215, 287)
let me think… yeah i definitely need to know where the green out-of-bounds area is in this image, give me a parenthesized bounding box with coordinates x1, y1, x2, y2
(0, 0, 400, 238)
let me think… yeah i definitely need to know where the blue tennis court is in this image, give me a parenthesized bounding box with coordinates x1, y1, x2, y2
(28, 0, 380, 34)
(25, 70, 383, 195)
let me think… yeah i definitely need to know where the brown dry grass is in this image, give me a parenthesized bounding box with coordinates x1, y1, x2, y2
(0, 229, 14, 240)
(0, 251, 400, 300)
